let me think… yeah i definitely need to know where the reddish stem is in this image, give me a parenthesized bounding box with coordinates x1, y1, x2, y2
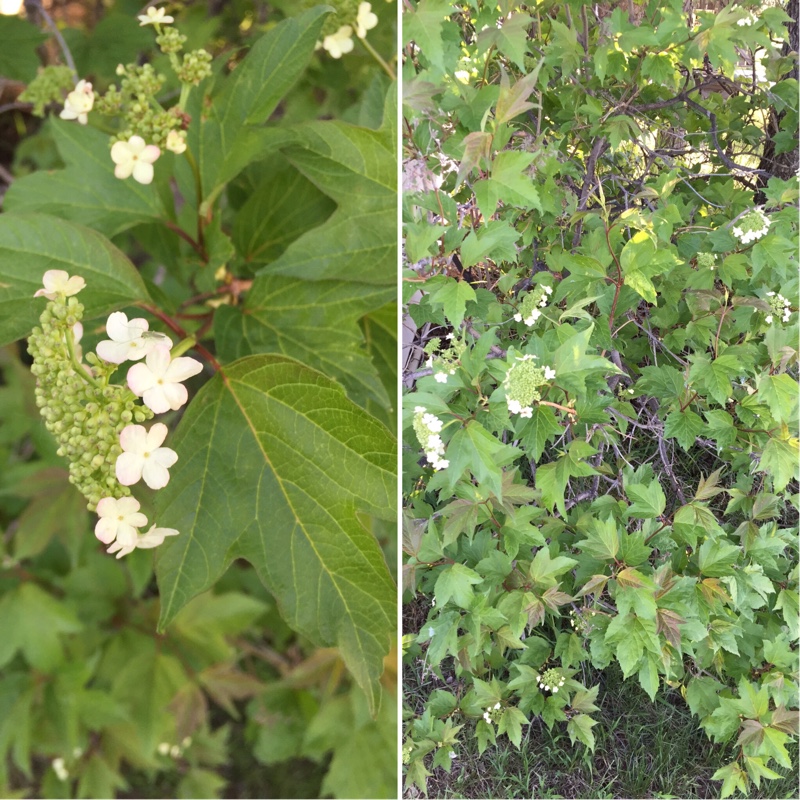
(138, 303, 222, 372)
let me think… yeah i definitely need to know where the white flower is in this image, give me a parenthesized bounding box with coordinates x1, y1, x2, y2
(94, 496, 148, 545)
(165, 129, 187, 154)
(544, 285, 553, 295)
(449, 751, 457, 759)
(519, 406, 533, 418)
(355, 2, 378, 38)
(59, 79, 94, 125)
(422, 413, 443, 433)
(524, 309, 541, 326)
(765, 315, 773, 324)
(126, 345, 203, 414)
(514, 312, 522, 322)
(766, 291, 775, 296)
(494, 702, 501, 710)
(96, 311, 166, 364)
(544, 366, 556, 381)
(111, 135, 161, 184)
(52, 758, 68, 781)
(116, 423, 178, 490)
(737, 13, 757, 26)
(170, 745, 181, 758)
(157, 743, 170, 756)
(106, 523, 180, 559)
(321, 25, 354, 58)
(415, 405, 426, 413)
(446, 333, 455, 340)
(435, 372, 448, 383)
(34, 269, 85, 299)
(507, 398, 522, 415)
(552, 686, 559, 693)
(138, 6, 174, 26)
(454, 70, 470, 83)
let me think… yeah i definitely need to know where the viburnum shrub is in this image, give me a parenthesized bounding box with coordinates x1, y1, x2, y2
(401, 1, 798, 797)
(0, 1, 396, 796)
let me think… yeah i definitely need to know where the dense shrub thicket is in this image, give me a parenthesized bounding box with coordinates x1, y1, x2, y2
(401, 1, 798, 797)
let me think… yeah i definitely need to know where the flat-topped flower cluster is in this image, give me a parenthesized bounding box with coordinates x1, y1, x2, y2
(29, 270, 203, 558)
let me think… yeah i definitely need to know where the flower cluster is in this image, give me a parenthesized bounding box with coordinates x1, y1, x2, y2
(30, 271, 203, 559)
(316, 1, 379, 58)
(695, 252, 717, 271)
(52, 758, 69, 782)
(55, 6, 211, 184)
(765, 291, 793, 325)
(157, 737, 192, 759)
(412, 406, 449, 470)
(482, 702, 502, 724)
(401, 740, 414, 765)
(514, 284, 553, 327)
(568, 607, 598, 635)
(536, 667, 566, 693)
(731, 209, 771, 244)
(737, 12, 758, 26)
(424, 333, 465, 384)
(503, 355, 556, 417)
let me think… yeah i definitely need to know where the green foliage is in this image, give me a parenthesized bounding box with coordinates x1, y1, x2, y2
(1, 0, 397, 796)
(402, 1, 798, 796)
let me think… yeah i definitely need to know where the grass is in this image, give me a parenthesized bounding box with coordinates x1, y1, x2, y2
(403, 644, 799, 799)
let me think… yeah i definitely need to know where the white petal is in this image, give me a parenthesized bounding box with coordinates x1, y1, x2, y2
(119, 424, 148, 454)
(114, 161, 134, 180)
(127, 362, 158, 395)
(142, 459, 171, 490)
(141, 145, 161, 164)
(160, 382, 189, 411)
(115, 496, 141, 516)
(164, 356, 203, 383)
(152, 446, 178, 468)
(96, 496, 119, 517)
(116, 452, 144, 486)
(128, 135, 146, 155)
(146, 345, 172, 377)
(145, 422, 169, 449)
(110, 141, 132, 166)
(106, 311, 131, 341)
(97, 339, 134, 364)
(132, 160, 155, 185)
(95, 517, 118, 544)
(138, 525, 180, 548)
(142, 386, 171, 414)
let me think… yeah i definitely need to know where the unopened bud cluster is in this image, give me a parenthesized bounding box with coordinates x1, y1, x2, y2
(514, 284, 553, 327)
(28, 295, 152, 511)
(536, 667, 566, 693)
(413, 406, 449, 470)
(401, 740, 413, 765)
(695, 252, 717, 270)
(482, 701, 502, 724)
(765, 291, 793, 325)
(504, 354, 556, 417)
(424, 333, 465, 384)
(19, 65, 75, 117)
